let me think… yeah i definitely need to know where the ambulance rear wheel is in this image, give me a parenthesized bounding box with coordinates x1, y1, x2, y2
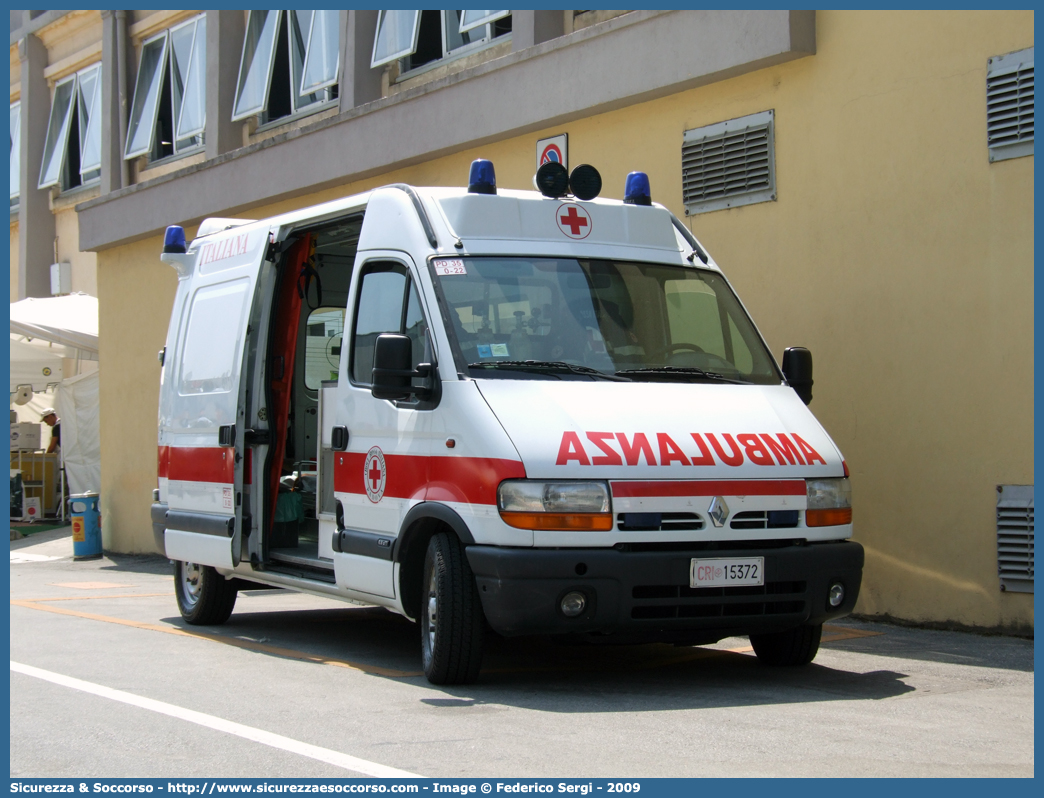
(749, 622, 822, 666)
(420, 532, 484, 685)
(174, 560, 238, 625)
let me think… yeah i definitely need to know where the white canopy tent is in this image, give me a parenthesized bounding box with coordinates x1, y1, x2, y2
(10, 293, 101, 499)
(10, 293, 98, 392)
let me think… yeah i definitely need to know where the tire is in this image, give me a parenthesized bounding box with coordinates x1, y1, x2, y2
(174, 560, 238, 625)
(420, 532, 485, 685)
(750, 623, 822, 666)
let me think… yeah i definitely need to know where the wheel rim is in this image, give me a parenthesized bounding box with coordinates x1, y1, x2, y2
(426, 566, 438, 652)
(180, 562, 203, 609)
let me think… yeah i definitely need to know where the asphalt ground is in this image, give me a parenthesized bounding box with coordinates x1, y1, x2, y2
(9, 528, 1034, 778)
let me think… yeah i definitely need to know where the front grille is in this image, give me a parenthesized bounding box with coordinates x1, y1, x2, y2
(617, 512, 704, 531)
(614, 538, 803, 553)
(730, 510, 801, 529)
(630, 580, 807, 620)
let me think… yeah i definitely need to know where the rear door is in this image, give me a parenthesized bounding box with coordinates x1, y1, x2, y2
(162, 225, 270, 569)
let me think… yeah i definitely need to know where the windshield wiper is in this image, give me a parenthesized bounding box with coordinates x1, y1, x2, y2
(468, 360, 631, 381)
(615, 366, 747, 384)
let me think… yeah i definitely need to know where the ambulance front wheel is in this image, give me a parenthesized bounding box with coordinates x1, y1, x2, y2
(749, 622, 822, 666)
(174, 560, 238, 625)
(420, 532, 485, 685)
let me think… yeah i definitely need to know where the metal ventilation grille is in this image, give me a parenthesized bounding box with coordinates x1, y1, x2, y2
(682, 110, 775, 215)
(987, 48, 1034, 162)
(997, 484, 1033, 593)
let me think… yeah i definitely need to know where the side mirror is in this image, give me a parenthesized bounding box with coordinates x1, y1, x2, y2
(371, 333, 434, 401)
(782, 347, 813, 405)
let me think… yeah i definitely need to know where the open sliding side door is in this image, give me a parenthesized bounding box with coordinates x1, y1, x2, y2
(161, 224, 271, 570)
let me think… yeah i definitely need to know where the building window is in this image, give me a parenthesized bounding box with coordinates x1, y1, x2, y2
(371, 10, 511, 73)
(682, 110, 775, 216)
(124, 14, 206, 163)
(10, 101, 20, 207)
(232, 10, 339, 125)
(987, 47, 1033, 163)
(37, 64, 101, 191)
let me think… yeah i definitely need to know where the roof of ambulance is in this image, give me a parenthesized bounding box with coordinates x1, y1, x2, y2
(197, 185, 717, 270)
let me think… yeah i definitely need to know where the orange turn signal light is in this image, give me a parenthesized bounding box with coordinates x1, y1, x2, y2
(500, 512, 614, 531)
(806, 507, 853, 527)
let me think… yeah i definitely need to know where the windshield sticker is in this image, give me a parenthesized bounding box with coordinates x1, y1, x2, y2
(434, 259, 467, 276)
(476, 343, 510, 358)
(555, 431, 827, 467)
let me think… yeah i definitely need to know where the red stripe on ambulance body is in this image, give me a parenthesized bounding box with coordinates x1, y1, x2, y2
(334, 453, 525, 506)
(610, 479, 806, 498)
(166, 446, 235, 484)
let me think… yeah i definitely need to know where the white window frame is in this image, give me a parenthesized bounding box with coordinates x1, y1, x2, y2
(232, 10, 339, 124)
(458, 10, 509, 35)
(373, 10, 509, 74)
(11, 101, 21, 202)
(175, 15, 208, 140)
(124, 14, 206, 162)
(38, 64, 102, 190)
(371, 10, 422, 69)
(77, 63, 102, 175)
(300, 9, 340, 95)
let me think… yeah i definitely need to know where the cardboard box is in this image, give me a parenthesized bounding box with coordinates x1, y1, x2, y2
(10, 423, 41, 451)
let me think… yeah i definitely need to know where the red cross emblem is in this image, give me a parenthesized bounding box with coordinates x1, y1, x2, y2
(556, 204, 592, 239)
(364, 446, 386, 503)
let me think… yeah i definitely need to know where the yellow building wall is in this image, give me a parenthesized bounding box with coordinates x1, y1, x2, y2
(10, 221, 19, 300)
(97, 10, 1032, 630)
(55, 206, 97, 296)
(96, 235, 181, 552)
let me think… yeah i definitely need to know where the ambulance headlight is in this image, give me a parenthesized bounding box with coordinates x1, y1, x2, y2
(498, 480, 612, 531)
(806, 478, 852, 527)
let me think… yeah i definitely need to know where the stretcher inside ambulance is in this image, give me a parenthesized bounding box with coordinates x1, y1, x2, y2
(153, 160, 862, 684)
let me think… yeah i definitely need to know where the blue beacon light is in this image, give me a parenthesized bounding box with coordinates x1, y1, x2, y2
(623, 172, 652, 206)
(163, 225, 187, 253)
(468, 159, 497, 195)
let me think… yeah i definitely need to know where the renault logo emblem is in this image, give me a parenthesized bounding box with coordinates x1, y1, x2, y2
(708, 496, 730, 528)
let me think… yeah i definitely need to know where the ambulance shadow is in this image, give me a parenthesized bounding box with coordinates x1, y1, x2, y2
(452, 634, 918, 710)
(158, 603, 917, 708)
(98, 553, 175, 576)
(159, 603, 423, 674)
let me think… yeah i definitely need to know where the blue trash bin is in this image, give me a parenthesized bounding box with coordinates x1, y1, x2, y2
(70, 492, 102, 560)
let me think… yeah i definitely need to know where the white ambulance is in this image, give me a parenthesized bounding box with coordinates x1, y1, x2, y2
(152, 160, 862, 684)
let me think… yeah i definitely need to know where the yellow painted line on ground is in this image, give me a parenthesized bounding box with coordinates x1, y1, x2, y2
(22, 593, 172, 602)
(822, 625, 883, 643)
(10, 599, 421, 679)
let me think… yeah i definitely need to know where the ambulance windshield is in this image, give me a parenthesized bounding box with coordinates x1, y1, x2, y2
(433, 257, 780, 385)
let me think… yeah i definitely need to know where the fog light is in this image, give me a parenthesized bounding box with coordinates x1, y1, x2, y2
(560, 591, 587, 617)
(828, 582, 845, 608)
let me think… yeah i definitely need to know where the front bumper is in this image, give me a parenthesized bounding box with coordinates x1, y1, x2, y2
(466, 540, 863, 641)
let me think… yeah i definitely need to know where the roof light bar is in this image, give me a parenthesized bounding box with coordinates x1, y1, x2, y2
(623, 171, 652, 206)
(468, 159, 497, 195)
(163, 225, 187, 254)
